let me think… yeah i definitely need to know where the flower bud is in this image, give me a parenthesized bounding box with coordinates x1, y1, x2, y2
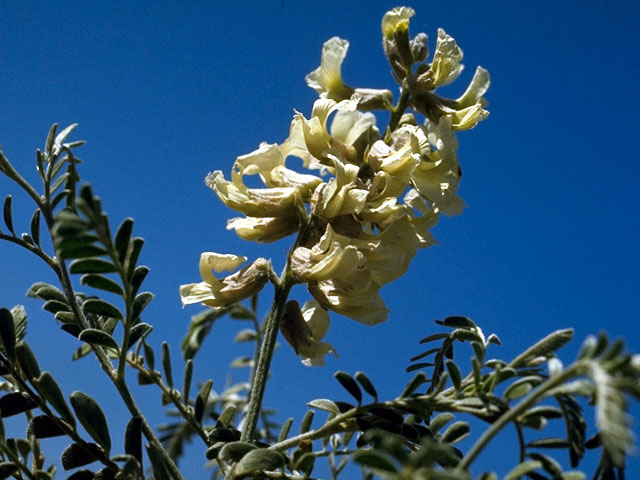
(410, 32, 429, 63)
(381, 7, 415, 39)
(381, 7, 415, 78)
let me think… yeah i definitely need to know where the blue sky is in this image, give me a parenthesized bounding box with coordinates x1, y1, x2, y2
(1, 1, 639, 477)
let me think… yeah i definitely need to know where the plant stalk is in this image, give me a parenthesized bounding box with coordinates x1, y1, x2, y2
(241, 280, 293, 442)
(455, 363, 582, 471)
(241, 214, 317, 442)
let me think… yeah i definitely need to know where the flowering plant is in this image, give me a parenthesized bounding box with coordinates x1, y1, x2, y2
(0, 6, 637, 480)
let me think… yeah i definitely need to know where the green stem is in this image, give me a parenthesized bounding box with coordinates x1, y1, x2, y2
(455, 363, 582, 472)
(241, 215, 317, 442)
(515, 422, 526, 463)
(383, 88, 410, 142)
(241, 279, 294, 442)
(4, 444, 38, 480)
(0, 233, 57, 270)
(0, 354, 121, 473)
(116, 287, 133, 381)
(47, 196, 184, 478)
(126, 357, 210, 446)
(113, 378, 185, 480)
(0, 149, 45, 210)
(269, 408, 358, 452)
(2, 143, 184, 480)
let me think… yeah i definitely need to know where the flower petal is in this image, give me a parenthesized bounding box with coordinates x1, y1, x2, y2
(381, 6, 415, 39)
(291, 225, 363, 281)
(206, 170, 300, 217)
(305, 37, 354, 101)
(226, 216, 299, 243)
(455, 66, 490, 109)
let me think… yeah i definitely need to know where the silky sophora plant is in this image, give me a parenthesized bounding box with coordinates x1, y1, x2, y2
(0, 6, 638, 480)
(179, 5, 489, 441)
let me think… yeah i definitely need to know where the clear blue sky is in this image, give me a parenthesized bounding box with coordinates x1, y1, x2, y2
(1, 1, 638, 477)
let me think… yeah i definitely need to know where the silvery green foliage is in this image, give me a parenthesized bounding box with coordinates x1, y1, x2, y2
(0, 6, 638, 480)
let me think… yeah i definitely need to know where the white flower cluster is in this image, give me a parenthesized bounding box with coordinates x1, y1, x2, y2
(180, 7, 489, 365)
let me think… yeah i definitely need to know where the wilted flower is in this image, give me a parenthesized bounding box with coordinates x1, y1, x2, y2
(362, 213, 436, 287)
(280, 300, 338, 366)
(308, 275, 389, 326)
(180, 253, 271, 308)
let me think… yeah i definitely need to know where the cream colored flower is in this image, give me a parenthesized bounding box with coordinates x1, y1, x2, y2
(311, 156, 369, 219)
(454, 66, 490, 109)
(410, 117, 465, 216)
(287, 95, 378, 169)
(280, 300, 338, 366)
(291, 224, 363, 281)
(180, 253, 271, 308)
(367, 136, 421, 195)
(381, 6, 415, 39)
(330, 109, 378, 152)
(294, 97, 358, 163)
(450, 104, 489, 131)
(406, 28, 489, 130)
(305, 37, 354, 101)
(358, 196, 407, 230)
(297, 230, 389, 325)
(360, 213, 436, 287)
(308, 276, 388, 326)
(306, 37, 392, 109)
(235, 142, 322, 199)
(205, 170, 301, 218)
(226, 216, 300, 243)
(422, 28, 464, 89)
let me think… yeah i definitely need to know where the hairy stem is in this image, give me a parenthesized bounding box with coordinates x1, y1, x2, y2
(3, 151, 186, 480)
(241, 280, 293, 442)
(0, 149, 45, 210)
(113, 377, 185, 480)
(126, 358, 210, 445)
(0, 233, 57, 270)
(48, 220, 184, 480)
(0, 354, 121, 473)
(241, 215, 317, 442)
